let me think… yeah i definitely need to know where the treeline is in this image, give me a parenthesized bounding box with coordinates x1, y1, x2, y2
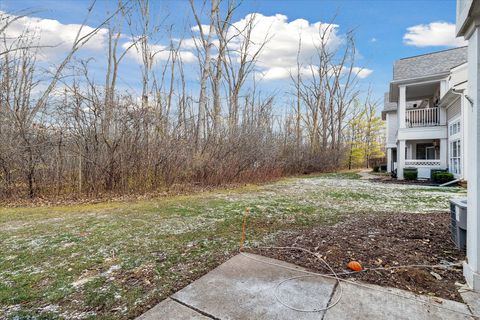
(0, 0, 384, 200)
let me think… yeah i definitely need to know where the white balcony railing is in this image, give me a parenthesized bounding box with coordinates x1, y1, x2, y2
(405, 159, 441, 167)
(406, 107, 440, 128)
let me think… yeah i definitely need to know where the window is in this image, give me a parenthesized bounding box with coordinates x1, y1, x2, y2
(448, 117, 462, 176)
(450, 140, 461, 175)
(416, 143, 436, 160)
(449, 120, 461, 136)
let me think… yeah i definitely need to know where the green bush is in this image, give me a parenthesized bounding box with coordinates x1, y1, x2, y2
(432, 171, 455, 183)
(431, 169, 448, 180)
(404, 168, 417, 180)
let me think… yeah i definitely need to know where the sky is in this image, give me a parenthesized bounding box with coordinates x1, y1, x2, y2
(0, 0, 464, 109)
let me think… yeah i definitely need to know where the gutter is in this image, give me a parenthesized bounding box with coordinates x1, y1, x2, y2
(438, 88, 462, 107)
(452, 88, 474, 107)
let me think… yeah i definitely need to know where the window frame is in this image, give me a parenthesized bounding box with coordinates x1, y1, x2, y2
(448, 116, 462, 176)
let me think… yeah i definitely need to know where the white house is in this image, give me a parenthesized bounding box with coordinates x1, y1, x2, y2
(382, 47, 469, 181)
(456, 0, 480, 293)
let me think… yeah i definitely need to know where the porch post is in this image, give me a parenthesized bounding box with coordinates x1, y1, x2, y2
(387, 148, 392, 172)
(440, 80, 448, 125)
(406, 142, 413, 159)
(440, 138, 448, 169)
(463, 22, 480, 292)
(398, 85, 406, 129)
(397, 140, 405, 180)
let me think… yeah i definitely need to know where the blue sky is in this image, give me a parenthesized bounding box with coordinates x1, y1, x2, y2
(1, 0, 463, 107)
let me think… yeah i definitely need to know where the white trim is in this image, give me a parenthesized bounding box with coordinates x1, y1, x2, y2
(448, 115, 463, 178)
(449, 116, 462, 138)
(390, 73, 449, 86)
(449, 139, 462, 177)
(398, 126, 447, 140)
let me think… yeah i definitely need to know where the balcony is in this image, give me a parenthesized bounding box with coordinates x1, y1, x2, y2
(405, 107, 440, 128)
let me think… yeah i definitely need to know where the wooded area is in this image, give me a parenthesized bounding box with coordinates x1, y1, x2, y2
(0, 0, 384, 200)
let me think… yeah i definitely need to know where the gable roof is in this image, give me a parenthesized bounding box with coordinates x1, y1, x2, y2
(393, 46, 468, 81)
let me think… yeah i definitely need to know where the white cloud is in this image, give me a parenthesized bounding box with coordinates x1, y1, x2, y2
(191, 24, 211, 34)
(0, 10, 197, 66)
(352, 67, 373, 79)
(403, 22, 467, 47)
(229, 14, 342, 70)
(370, 37, 377, 43)
(1, 11, 372, 80)
(178, 37, 198, 50)
(258, 67, 290, 80)
(258, 64, 372, 81)
(122, 41, 197, 65)
(224, 13, 372, 81)
(0, 11, 108, 60)
(258, 65, 314, 80)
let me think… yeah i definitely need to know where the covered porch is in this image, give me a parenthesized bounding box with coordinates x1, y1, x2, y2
(388, 139, 448, 179)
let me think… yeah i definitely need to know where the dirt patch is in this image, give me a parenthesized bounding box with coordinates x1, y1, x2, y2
(115, 263, 157, 289)
(248, 212, 465, 301)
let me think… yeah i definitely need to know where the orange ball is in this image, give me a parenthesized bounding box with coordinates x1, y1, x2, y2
(347, 261, 363, 271)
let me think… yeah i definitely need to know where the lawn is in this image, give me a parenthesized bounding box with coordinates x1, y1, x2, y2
(0, 172, 466, 319)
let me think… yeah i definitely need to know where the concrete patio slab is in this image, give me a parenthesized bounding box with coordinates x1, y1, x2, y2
(171, 253, 336, 319)
(138, 253, 475, 320)
(461, 290, 480, 317)
(324, 281, 472, 320)
(136, 298, 210, 320)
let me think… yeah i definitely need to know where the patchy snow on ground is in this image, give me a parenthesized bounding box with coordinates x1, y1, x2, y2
(0, 173, 466, 319)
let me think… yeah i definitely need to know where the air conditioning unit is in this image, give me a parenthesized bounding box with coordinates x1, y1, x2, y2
(450, 198, 467, 250)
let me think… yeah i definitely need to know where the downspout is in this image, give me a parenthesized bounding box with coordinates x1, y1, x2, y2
(440, 178, 461, 187)
(452, 88, 474, 106)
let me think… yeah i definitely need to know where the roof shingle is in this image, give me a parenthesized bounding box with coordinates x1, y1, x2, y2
(393, 46, 468, 81)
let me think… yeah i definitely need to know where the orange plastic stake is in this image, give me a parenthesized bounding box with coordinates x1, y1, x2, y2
(239, 207, 249, 251)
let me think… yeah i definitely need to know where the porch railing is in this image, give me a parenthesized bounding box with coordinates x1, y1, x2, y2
(405, 107, 439, 128)
(405, 159, 441, 167)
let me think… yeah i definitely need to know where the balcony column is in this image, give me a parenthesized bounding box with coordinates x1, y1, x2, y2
(387, 148, 393, 172)
(398, 85, 407, 128)
(439, 138, 448, 169)
(406, 143, 413, 159)
(440, 79, 448, 97)
(397, 140, 406, 180)
(439, 80, 448, 125)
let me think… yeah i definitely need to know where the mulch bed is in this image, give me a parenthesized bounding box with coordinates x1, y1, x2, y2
(376, 178, 441, 186)
(247, 212, 466, 301)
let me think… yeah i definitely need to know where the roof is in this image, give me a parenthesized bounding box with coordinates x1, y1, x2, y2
(382, 92, 397, 120)
(393, 47, 468, 81)
(383, 92, 397, 112)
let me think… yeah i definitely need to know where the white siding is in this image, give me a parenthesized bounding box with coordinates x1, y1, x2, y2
(447, 99, 461, 121)
(386, 112, 398, 145)
(449, 63, 468, 88)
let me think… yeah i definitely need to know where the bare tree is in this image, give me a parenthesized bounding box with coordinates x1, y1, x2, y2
(0, 1, 380, 201)
(190, 0, 219, 148)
